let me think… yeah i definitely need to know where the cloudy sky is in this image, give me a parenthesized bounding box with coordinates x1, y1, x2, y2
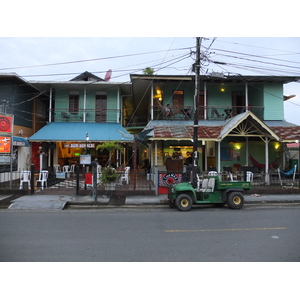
(1, 3, 300, 126)
(1, 36, 299, 125)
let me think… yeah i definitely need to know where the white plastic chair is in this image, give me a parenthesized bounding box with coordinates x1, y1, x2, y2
(120, 166, 130, 184)
(20, 171, 31, 189)
(36, 170, 48, 190)
(54, 164, 61, 173)
(63, 165, 70, 178)
(69, 164, 76, 177)
(97, 165, 102, 183)
(246, 171, 253, 182)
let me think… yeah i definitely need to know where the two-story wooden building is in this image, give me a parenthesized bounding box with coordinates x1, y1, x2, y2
(29, 72, 133, 170)
(130, 74, 300, 186)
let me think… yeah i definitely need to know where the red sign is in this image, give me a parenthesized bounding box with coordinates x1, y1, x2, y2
(0, 116, 12, 133)
(0, 136, 11, 153)
(158, 173, 182, 194)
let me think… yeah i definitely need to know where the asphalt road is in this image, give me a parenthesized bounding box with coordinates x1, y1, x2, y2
(1, 205, 300, 262)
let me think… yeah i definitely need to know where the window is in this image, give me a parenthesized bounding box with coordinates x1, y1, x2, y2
(69, 91, 79, 114)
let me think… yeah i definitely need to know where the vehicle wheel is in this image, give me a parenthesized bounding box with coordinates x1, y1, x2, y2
(167, 200, 176, 208)
(227, 192, 244, 209)
(175, 194, 193, 211)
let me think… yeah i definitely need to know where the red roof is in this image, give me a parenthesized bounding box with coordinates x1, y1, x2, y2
(151, 124, 300, 142)
(269, 126, 300, 141)
(152, 125, 223, 140)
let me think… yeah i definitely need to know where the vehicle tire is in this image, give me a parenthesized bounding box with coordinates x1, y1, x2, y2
(175, 194, 193, 211)
(227, 191, 244, 209)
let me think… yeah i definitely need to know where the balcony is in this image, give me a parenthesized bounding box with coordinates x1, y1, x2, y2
(153, 105, 264, 121)
(51, 108, 121, 123)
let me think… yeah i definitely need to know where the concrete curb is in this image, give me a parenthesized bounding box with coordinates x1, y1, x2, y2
(2, 193, 300, 210)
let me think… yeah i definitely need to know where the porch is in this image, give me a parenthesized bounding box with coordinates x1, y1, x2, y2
(152, 105, 264, 121)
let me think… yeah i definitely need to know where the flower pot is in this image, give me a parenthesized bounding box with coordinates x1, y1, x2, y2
(104, 182, 117, 190)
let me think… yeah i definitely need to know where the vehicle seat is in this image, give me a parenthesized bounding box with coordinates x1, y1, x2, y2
(200, 178, 215, 193)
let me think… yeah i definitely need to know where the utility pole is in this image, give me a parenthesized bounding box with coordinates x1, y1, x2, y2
(192, 37, 201, 187)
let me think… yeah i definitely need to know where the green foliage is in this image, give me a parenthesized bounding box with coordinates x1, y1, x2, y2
(96, 141, 123, 166)
(100, 166, 120, 182)
(143, 67, 155, 75)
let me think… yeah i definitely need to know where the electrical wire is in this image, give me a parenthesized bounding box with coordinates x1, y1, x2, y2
(0, 46, 194, 72)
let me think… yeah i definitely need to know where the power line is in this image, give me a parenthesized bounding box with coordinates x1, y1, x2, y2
(0, 46, 193, 72)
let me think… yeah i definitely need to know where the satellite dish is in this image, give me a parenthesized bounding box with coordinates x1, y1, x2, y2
(104, 69, 112, 82)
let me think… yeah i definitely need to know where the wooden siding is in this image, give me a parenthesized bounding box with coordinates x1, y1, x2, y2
(263, 83, 284, 120)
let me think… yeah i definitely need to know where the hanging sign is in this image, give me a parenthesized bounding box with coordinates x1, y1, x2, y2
(64, 143, 95, 148)
(0, 116, 13, 133)
(0, 136, 11, 153)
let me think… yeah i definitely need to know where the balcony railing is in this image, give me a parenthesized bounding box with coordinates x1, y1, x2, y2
(153, 105, 264, 121)
(50, 108, 121, 123)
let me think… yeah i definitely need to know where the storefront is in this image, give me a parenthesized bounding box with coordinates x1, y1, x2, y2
(29, 122, 134, 171)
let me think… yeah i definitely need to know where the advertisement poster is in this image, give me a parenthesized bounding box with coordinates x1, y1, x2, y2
(0, 115, 13, 133)
(158, 173, 182, 194)
(0, 136, 11, 153)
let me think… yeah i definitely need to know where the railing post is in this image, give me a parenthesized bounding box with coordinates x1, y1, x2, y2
(30, 164, 35, 194)
(91, 159, 98, 202)
(76, 165, 80, 195)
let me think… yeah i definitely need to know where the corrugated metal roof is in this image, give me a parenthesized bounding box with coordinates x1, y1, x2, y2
(142, 116, 300, 142)
(28, 122, 133, 142)
(268, 126, 300, 142)
(150, 124, 222, 140)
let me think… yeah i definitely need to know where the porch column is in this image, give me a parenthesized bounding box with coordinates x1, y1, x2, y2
(204, 82, 207, 120)
(217, 141, 221, 173)
(265, 137, 270, 185)
(154, 140, 158, 195)
(246, 137, 249, 165)
(245, 82, 249, 111)
(151, 82, 154, 120)
(83, 86, 87, 122)
(117, 88, 120, 124)
(49, 87, 52, 123)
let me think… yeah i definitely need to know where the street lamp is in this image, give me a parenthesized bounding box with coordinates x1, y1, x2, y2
(86, 132, 89, 154)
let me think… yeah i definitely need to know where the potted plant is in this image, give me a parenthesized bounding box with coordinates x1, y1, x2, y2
(100, 166, 120, 190)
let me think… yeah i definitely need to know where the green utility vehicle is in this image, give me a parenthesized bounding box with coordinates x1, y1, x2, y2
(168, 175, 252, 211)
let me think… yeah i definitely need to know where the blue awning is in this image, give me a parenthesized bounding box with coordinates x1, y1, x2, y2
(28, 122, 134, 142)
(13, 136, 29, 147)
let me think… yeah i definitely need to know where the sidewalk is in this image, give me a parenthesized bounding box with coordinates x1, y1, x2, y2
(2, 192, 300, 210)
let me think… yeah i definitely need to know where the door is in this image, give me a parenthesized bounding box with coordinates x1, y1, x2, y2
(198, 90, 207, 120)
(232, 91, 245, 116)
(95, 93, 107, 122)
(172, 90, 184, 114)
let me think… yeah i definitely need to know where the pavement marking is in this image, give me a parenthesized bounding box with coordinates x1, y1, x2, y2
(165, 227, 287, 233)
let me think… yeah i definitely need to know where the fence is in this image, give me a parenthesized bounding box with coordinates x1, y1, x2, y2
(1, 166, 300, 196)
(0, 165, 156, 196)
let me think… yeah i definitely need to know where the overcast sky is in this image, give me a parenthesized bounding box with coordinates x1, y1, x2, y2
(1, 3, 300, 126)
(1, 37, 299, 125)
